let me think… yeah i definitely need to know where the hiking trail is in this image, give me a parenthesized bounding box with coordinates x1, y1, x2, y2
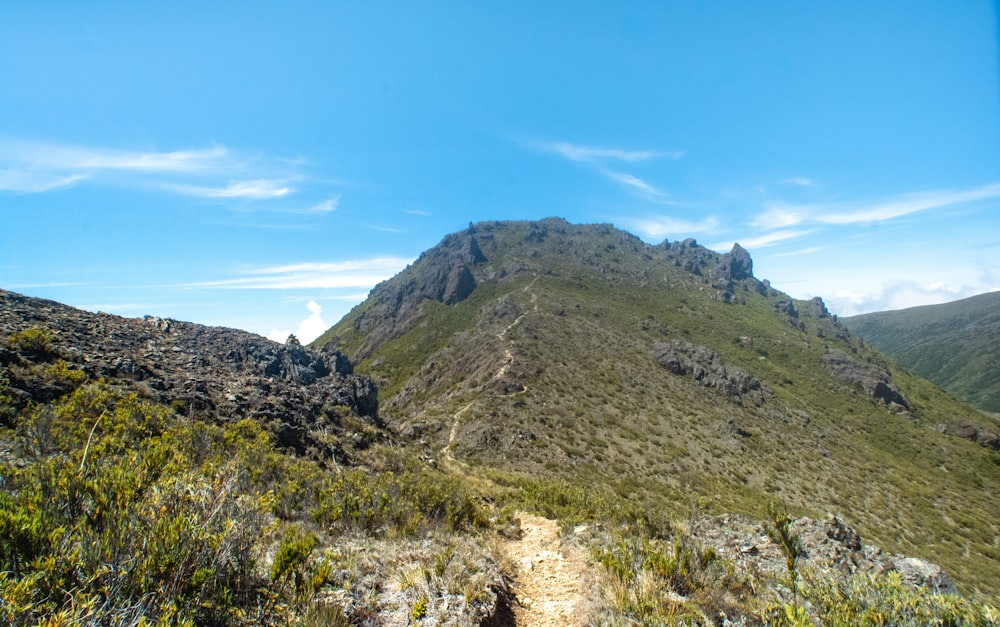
(502, 513, 593, 626)
(442, 276, 593, 625)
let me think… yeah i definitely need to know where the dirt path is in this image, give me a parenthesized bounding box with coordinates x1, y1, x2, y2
(503, 514, 592, 626)
(443, 276, 593, 624)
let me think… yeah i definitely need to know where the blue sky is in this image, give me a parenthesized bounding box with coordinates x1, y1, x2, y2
(2, 1, 998, 343)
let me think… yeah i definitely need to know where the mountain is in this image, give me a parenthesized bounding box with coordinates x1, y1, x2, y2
(842, 291, 1000, 414)
(316, 217, 1000, 597)
(4, 220, 1000, 625)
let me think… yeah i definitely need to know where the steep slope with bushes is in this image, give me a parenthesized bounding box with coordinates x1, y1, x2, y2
(317, 218, 1000, 599)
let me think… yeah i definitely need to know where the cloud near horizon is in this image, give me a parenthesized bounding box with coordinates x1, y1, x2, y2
(266, 299, 328, 344)
(827, 281, 998, 318)
(190, 257, 413, 290)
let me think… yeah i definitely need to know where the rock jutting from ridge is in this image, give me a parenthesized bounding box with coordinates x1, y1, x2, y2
(820, 349, 909, 413)
(348, 229, 487, 360)
(654, 339, 769, 406)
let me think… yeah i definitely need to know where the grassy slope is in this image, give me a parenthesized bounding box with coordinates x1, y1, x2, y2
(318, 219, 1000, 598)
(842, 291, 1000, 413)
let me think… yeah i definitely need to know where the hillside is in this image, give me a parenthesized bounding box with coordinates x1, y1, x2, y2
(0, 290, 509, 626)
(4, 219, 1000, 624)
(317, 218, 1000, 599)
(842, 291, 1000, 414)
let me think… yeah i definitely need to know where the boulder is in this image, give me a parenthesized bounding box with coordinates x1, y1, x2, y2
(820, 350, 909, 410)
(688, 513, 958, 595)
(655, 339, 769, 406)
(715, 243, 754, 282)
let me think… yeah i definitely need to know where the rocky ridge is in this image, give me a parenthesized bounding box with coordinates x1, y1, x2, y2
(0, 289, 379, 457)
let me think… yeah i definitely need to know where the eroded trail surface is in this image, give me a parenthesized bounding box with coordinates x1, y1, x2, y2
(503, 513, 592, 626)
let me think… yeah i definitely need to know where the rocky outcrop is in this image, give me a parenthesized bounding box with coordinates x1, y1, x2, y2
(660, 238, 713, 277)
(714, 243, 754, 282)
(820, 349, 909, 412)
(709, 244, 769, 302)
(654, 340, 769, 406)
(774, 300, 798, 318)
(938, 420, 1000, 450)
(688, 513, 959, 595)
(0, 289, 379, 454)
(349, 229, 487, 359)
(809, 296, 831, 319)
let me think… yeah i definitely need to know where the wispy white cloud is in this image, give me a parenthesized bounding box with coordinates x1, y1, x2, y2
(0, 170, 89, 193)
(190, 257, 412, 290)
(604, 170, 674, 204)
(0, 138, 339, 206)
(779, 177, 817, 187)
(3, 281, 86, 289)
(299, 196, 339, 214)
(366, 224, 404, 233)
(533, 138, 683, 203)
(814, 182, 1000, 225)
(626, 215, 719, 240)
(165, 179, 292, 199)
(771, 246, 821, 258)
(750, 206, 806, 229)
(536, 140, 682, 163)
(710, 229, 816, 252)
(0, 140, 234, 173)
(403, 208, 431, 216)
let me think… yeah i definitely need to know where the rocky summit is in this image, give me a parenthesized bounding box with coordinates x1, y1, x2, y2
(318, 218, 1000, 599)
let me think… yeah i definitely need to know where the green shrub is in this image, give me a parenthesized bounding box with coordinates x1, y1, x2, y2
(311, 467, 488, 536)
(7, 327, 52, 355)
(765, 570, 1000, 626)
(271, 525, 316, 596)
(0, 383, 276, 626)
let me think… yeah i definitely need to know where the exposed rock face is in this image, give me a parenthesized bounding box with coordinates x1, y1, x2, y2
(820, 349, 909, 411)
(938, 420, 1000, 450)
(443, 264, 476, 305)
(688, 513, 959, 595)
(715, 243, 754, 282)
(774, 300, 798, 318)
(654, 339, 769, 406)
(0, 289, 379, 454)
(350, 230, 486, 359)
(810, 296, 831, 319)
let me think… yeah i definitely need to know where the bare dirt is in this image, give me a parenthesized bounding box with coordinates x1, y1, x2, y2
(502, 514, 593, 627)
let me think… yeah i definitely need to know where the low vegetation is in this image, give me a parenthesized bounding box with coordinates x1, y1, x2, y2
(0, 336, 499, 625)
(5, 217, 1000, 624)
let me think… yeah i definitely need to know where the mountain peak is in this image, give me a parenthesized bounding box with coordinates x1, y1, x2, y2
(315, 217, 1000, 596)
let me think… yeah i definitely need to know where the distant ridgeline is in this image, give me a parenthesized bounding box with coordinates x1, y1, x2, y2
(843, 291, 1000, 414)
